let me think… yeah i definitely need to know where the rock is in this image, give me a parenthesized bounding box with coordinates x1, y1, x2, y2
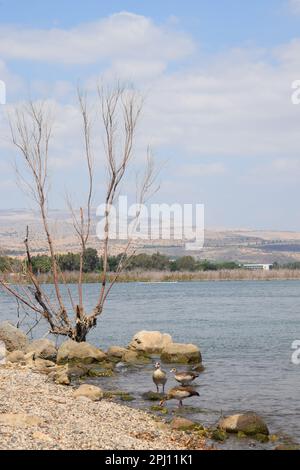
(0, 340, 6, 365)
(218, 412, 269, 436)
(50, 368, 70, 385)
(6, 350, 25, 363)
(142, 391, 165, 401)
(191, 363, 205, 373)
(73, 384, 103, 401)
(56, 339, 106, 365)
(87, 364, 114, 377)
(122, 349, 151, 364)
(107, 346, 128, 359)
(66, 364, 88, 379)
(150, 405, 169, 415)
(129, 330, 173, 354)
(32, 358, 56, 374)
(55, 372, 70, 386)
(0, 322, 28, 352)
(160, 343, 202, 364)
(26, 339, 57, 361)
(170, 417, 196, 431)
(0, 413, 43, 428)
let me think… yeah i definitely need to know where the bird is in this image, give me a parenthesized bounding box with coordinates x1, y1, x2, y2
(170, 368, 199, 386)
(160, 386, 200, 407)
(152, 362, 167, 393)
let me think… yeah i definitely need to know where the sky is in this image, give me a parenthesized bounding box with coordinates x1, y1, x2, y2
(1, 0, 300, 230)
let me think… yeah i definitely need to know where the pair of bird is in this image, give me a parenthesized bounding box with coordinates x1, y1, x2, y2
(152, 362, 199, 407)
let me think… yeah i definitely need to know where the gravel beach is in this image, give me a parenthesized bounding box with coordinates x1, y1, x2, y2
(0, 364, 205, 450)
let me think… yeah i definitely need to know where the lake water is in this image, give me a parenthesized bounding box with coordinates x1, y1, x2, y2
(1, 280, 300, 449)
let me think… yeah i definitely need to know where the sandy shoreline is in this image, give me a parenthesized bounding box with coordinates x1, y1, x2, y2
(0, 364, 206, 450)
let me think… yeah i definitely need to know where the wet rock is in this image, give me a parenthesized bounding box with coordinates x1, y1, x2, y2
(0, 322, 28, 352)
(218, 412, 269, 436)
(191, 363, 205, 373)
(73, 384, 103, 401)
(170, 417, 196, 431)
(122, 349, 151, 364)
(26, 339, 57, 361)
(150, 405, 168, 415)
(87, 364, 114, 377)
(142, 391, 165, 401)
(160, 343, 202, 364)
(57, 339, 107, 365)
(129, 331, 173, 354)
(107, 346, 128, 359)
(6, 350, 25, 363)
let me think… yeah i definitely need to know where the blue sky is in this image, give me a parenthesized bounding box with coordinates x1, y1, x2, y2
(1, 0, 300, 230)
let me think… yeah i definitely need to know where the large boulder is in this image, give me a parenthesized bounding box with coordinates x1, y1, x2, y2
(26, 339, 57, 361)
(73, 384, 103, 401)
(129, 331, 173, 354)
(56, 340, 106, 365)
(0, 322, 28, 352)
(160, 343, 202, 364)
(218, 412, 269, 436)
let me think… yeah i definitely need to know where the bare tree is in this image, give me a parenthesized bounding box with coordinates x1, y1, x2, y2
(0, 84, 156, 342)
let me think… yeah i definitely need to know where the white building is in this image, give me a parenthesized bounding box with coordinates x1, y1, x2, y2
(242, 263, 273, 271)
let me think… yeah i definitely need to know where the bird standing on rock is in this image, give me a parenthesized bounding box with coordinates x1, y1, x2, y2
(152, 362, 167, 393)
(160, 386, 200, 407)
(170, 368, 199, 386)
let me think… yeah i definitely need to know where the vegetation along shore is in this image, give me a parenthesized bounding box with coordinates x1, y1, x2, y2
(2, 250, 300, 283)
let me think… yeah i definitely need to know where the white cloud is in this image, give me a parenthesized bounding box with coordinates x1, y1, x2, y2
(0, 12, 194, 65)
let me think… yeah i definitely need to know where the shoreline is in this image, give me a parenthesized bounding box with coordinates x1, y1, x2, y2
(4, 269, 300, 285)
(0, 364, 207, 450)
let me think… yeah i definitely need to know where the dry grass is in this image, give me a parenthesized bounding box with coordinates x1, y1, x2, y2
(3, 269, 300, 284)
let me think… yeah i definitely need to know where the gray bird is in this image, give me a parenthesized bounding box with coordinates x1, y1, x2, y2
(170, 368, 199, 386)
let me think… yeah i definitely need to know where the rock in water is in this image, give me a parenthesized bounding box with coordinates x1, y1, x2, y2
(26, 339, 57, 361)
(129, 331, 173, 354)
(56, 339, 106, 364)
(170, 417, 197, 431)
(107, 346, 128, 359)
(0, 322, 28, 352)
(160, 343, 202, 364)
(218, 412, 269, 436)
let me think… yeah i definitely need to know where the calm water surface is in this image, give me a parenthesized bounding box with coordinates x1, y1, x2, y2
(1, 280, 299, 449)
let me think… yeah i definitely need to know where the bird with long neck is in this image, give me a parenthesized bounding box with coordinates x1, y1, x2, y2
(152, 362, 167, 393)
(160, 386, 199, 407)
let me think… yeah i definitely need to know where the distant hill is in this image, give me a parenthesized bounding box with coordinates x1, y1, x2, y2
(1, 209, 300, 263)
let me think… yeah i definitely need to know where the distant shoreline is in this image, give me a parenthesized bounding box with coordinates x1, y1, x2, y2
(4, 269, 300, 284)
